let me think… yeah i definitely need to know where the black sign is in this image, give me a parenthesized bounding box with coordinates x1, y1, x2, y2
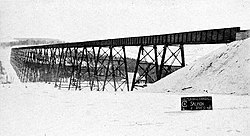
(181, 96, 213, 110)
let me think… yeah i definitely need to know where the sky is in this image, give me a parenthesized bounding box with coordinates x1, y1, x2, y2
(0, 0, 250, 42)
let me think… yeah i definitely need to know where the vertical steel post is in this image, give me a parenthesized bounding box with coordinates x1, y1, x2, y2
(159, 44, 167, 78)
(103, 46, 111, 91)
(94, 47, 101, 91)
(68, 48, 78, 90)
(55, 48, 64, 87)
(153, 45, 159, 80)
(110, 46, 117, 91)
(59, 48, 69, 89)
(180, 44, 185, 67)
(68, 48, 74, 90)
(122, 46, 130, 91)
(76, 47, 85, 90)
(85, 47, 92, 90)
(131, 45, 143, 91)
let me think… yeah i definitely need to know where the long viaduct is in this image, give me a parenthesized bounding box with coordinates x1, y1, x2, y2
(10, 27, 247, 91)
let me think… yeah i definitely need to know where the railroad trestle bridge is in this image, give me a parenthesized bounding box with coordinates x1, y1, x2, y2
(11, 27, 242, 91)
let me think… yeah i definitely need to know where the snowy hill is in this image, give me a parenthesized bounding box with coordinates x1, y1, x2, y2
(145, 38, 250, 95)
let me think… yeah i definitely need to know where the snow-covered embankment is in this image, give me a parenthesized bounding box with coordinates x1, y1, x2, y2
(145, 38, 250, 95)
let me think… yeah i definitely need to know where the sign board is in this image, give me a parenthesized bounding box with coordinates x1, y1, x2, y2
(181, 96, 213, 111)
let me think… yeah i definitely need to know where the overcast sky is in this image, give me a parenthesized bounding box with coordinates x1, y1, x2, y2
(0, 0, 250, 42)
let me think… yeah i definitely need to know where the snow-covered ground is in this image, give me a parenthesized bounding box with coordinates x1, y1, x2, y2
(0, 39, 249, 136)
(0, 83, 249, 136)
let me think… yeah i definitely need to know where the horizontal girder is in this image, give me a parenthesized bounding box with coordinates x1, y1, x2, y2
(14, 27, 240, 49)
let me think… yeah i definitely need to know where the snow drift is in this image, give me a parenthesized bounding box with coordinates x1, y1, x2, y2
(145, 38, 250, 95)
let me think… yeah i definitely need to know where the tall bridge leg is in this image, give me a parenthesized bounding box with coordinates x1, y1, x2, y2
(68, 48, 77, 90)
(55, 48, 64, 87)
(131, 46, 143, 91)
(180, 44, 185, 67)
(159, 44, 167, 79)
(59, 48, 69, 89)
(85, 47, 93, 90)
(123, 46, 130, 91)
(131, 44, 184, 91)
(75, 47, 86, 90)
(110, 47, 117, 91)
(153, 45, 159, 80)
(103, 47, 112, 91)
(96, 46, 129, 92)
(94, 47, 101, 91)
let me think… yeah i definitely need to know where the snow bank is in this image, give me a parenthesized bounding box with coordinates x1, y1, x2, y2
(145, 38, 250, 95)
(0, 47, 19, 84)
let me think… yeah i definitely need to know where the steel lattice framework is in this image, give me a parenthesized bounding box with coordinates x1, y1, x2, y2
(10, 27, 241, 91)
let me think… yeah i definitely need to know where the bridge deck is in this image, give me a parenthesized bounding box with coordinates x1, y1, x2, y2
(15, 27, 240, 49)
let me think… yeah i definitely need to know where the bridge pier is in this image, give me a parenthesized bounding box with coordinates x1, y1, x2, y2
(131, 44, 184, 91)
